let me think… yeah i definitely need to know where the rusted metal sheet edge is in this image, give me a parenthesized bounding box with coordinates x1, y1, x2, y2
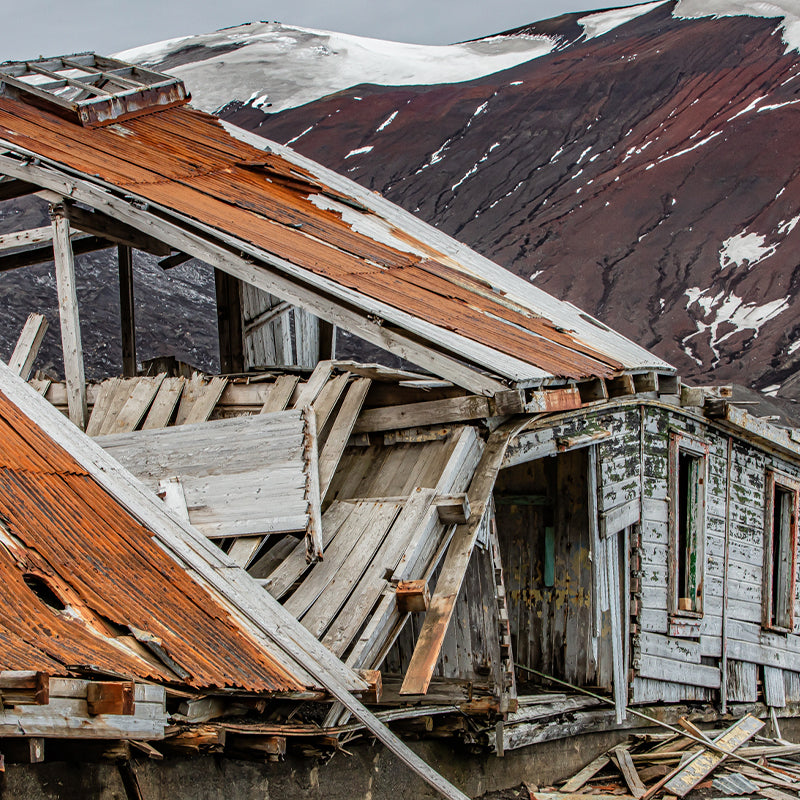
(225, 123, 675, 374)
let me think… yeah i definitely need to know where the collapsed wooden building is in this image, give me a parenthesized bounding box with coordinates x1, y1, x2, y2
(1, 53, 800, 799)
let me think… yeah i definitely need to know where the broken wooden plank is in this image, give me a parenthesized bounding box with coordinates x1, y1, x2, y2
(311, 371, 350, 432)
(104, 376, 165, 434)
(318, 377, 371, 497)
(663, 715, 765, 796)
(561, 754, 611, 792)
(228, 537, 265, 569)
(8, 313, 48, 380)
(353, 395, 490, 434)
(141, 376, 184, 430)
(181, 376, 227, 426)
(158, 477, 190, 523)
(293, 360, 333, 408)
(260, 374, 299, 414)
(613, 745, 647, 799)
(525, 387, 582, 413)
(85, 378, 122, 437)
(51, 205, 87, 429)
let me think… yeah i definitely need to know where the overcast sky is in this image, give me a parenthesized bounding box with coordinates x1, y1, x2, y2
(0, 0, 644, 62)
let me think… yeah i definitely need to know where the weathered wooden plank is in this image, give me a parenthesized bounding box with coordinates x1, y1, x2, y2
(85, 378, 122, 437)
(561, 754, 611, 792)
(298, 501, 402, 638)
(607, 530, 626, 722)
(764, 665, 787, 708)
(141, 376, 185, 430)
(266, 501, 356, 600)
(8, 313, 48, 380)
(51, 205, 87, 429)
(311, 371, 350, 432)
(601, 497, 641, 538)
(158, 477, 190, 523)
(354, 395, 490, 434)
(525, 387, 582, 413)
(636, 655, 720, 688)
(399, 422, 521, 695)
(103, 376, 165, 434)
(228, 536, 265, 569)
(181, 376, 227, 425)
(613, 745, 647, 799)
(318, 377, 371, 497)
(293, 361, 333, 409)
(260, 374, 300, 414)
(663, 715, 764, 796)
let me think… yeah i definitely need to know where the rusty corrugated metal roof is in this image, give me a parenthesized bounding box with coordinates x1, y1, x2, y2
(0, 388, 307, 693)
(0, 92, 673, 381)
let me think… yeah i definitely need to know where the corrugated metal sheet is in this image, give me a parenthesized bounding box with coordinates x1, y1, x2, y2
(0, 92, 673, 381)
(0, 389, 307, 693)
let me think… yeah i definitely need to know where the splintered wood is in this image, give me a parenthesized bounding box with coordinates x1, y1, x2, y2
(538, 719, 795, 800)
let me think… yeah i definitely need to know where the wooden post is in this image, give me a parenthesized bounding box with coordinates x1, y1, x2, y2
(118, 245, 137, 377)
(214, 269, 244, 374)
(51, 204, 87, 430)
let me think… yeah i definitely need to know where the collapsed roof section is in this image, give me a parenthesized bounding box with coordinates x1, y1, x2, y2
(0, 53, 673, 396)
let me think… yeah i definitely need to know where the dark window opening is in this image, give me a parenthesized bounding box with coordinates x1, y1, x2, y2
(765, 478, 797, 631)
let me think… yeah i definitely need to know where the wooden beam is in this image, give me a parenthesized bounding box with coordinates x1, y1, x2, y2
(436, 494, 470, 525)
(0, 235, 111, 272)
(86, 682, 135, 716)
(118, 245, 137, 377)
(0, 671, 49, 705)
(353, 394, 491, 434)
(215, 269, 245, 374)
(51, 204, 87, 429)
(65, 203, 171, 257)
(0, 225, 56, 252)
(243, 300, 291, 337)
(396, 580, 430, 613)
(8, 312, 48, 380)
(399, 421, 523, 696)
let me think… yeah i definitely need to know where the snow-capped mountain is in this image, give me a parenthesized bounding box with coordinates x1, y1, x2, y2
(3, 2, 800, 402)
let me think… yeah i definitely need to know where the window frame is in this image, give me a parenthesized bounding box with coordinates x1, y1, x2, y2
(668, 431, 709, 618)
(762, 470, 800, 633)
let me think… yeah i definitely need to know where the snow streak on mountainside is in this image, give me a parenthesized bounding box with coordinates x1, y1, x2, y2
(140, 0, 799, 399)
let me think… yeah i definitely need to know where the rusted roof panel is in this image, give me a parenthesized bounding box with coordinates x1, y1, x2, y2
(0, 389, 306, 693)
(0, 89, 673, 382)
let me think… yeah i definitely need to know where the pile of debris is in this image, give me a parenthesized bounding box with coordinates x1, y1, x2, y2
(529, 715, 800, 800)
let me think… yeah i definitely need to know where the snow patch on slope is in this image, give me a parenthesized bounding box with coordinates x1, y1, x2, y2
(117, 22, 555, 114)
(675, 0, 800, 52)
(578, 1, 669, 40)
(684, 288, 789, 363)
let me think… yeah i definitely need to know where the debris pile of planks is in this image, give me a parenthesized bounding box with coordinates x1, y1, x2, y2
(529, 714, 800, 800)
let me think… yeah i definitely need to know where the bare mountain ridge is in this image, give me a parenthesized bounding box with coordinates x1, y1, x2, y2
(2, 2, 799, 403)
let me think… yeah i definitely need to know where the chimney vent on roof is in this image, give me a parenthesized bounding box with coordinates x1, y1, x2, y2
(0, 53, 189, 127)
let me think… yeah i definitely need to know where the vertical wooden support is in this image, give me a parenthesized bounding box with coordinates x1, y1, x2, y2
(214, 269, 244, 374)
(51, 204, 87, 430)
(118, 245, 137, 377)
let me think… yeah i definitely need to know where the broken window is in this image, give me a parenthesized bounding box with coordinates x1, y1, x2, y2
(763, 471, 799, 632)
(669, 433, 707, 615)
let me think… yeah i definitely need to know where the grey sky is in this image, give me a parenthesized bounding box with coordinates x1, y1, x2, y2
(1, 1, 644, 62)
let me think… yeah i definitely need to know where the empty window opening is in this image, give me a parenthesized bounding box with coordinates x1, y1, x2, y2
(677, 452, 702, 611)
(764, 473, 798, 631)
(670, 433, 707, 616)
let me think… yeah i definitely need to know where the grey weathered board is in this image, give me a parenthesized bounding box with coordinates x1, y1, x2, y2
(97, 410, 320, 540)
